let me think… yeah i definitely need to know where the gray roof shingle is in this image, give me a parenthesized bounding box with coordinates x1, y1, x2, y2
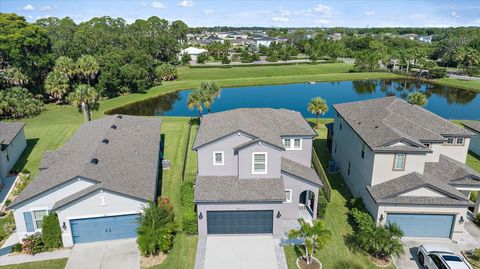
(194, 175, 285, 202)
(463, 121, 480, 134)
(0, 122, 24, 146)
(424, 155, 480, 187)
(281, 157, 322, 186)
(192, 108, 316, 150)
(9, 115, 161, 208)
(333, 97, 473, 152)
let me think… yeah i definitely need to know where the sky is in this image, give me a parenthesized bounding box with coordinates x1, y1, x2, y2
(1, 0, 480, 28)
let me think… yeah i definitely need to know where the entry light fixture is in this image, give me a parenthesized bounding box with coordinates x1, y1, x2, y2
(379, 214, 384, 222)
(276, 211, 281, 219)
(459, 216, 465, 223)
(62, 222, 67, 230)
(198, 212, 203, 220)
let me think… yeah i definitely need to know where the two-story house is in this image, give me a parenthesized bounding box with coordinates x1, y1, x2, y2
(192, 108, 323, 236)
(331, 97, 480, 240)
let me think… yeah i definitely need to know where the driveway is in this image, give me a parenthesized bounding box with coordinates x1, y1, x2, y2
(393, 221, 480, 269)
(65, 238, 140, 269)
(200, 236, 280, 269)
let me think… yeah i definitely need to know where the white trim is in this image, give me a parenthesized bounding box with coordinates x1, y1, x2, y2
(213, 151, 224, 166)
(293, 138, 302, 150)
(284, 189, 292, 203)
(283, 138, 303, 151)
(252, 152, 268, 174)
(65, 211, 142, 222)
(30, 208, 49, 231)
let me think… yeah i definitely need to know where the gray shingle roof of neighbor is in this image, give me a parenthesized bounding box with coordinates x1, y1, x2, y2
(0, 122, 24, 145)
(366, 171, 473, 206)
(463, 121, 480, 134)
(281, 157, 323, 186)
(194, 175, 285, 202)
(9, 115, 161, 208)
(333, 97, 474, 152)
(424, 154, 480, 187)
(192, 108, 317, 150)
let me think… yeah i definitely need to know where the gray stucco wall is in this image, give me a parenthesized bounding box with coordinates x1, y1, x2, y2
(197, 133, 251, 176)
(282, 172, 319, 219)
(372, 152, 426, 185)
(237, 142, 282, 179)
(280, 137, 313, 167)
(435, 138, 470, 164)
(0, 128, 26, 177)
(196, 202, 284, 236)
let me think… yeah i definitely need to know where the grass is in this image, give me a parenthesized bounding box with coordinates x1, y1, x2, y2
(433, 78, 480, 92)
(0, 259, 67, 269)
(467, 151, 480, 173)
(284, 119, 395, 269)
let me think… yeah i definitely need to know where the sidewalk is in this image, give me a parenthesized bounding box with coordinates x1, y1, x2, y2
(0, 234, 71, 266)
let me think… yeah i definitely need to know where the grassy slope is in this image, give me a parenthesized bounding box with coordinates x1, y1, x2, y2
(284, 119, 396, 269)
(433, 78, 480, 92)
(0, 259, 67, 269)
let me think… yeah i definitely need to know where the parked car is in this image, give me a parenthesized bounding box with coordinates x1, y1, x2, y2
(417, 244, 473, 269)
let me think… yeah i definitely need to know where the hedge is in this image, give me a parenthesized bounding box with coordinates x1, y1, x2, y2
(41, 213, 62, 250)
(180, 180, 197, 235)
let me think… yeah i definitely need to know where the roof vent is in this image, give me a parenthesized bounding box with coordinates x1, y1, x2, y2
(90, 158, 99, 164)
(358, 122, 361, 125)
(375, 125, 379, 129)
(117, 115, 123, 119)
(111, 125, 117, 129)
(102, 139, 109, 144)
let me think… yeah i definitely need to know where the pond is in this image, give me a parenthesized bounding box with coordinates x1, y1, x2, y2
(109, 79, 480, 120)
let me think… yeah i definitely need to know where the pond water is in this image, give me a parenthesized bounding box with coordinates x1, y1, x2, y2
(109, 79, 480, 120)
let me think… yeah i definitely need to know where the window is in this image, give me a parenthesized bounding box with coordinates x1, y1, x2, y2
(393, 154, 406, 171)
(293, 138, 302, 149)
(284, 190, 292, 203)
(252, 152, 267, 174)
(334, 143, 337, 154)
(423, 143, 431, 149)
(347, 162, 351, 176)
(283, 139, 291, 149)
(456, 137, 464, 145)
(32, 210, 47, 229)
(361, 143, 365, 159)
(446, 137, 454, 144)
(213, 151, 224, 166)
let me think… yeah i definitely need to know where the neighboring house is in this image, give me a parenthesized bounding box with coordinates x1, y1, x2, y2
(462, 121, 480, 156)
(330, 97, 480, 240)
(192, 108, 323, 236)
(179, 47, 208, 61)
(0, 122, 27, 178)
(8, 115, 161, 247)
(254, 37, 276, 48)
(418, 35, 433, 43)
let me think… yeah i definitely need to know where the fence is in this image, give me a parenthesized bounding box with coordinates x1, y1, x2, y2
(312, 147, 332, 202)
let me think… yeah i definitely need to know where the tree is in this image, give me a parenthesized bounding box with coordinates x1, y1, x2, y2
(0, 87, 43, 118)
(307, 97, 329, 128)
(196, 53, 208, 64)
(407, 91, 428, 106)
(181, 53, 192, 65)
(41, 213, 62, 250)
(187, 88, 204, 116)
(53, 56, 76, 78)
(221, 55, 231, 65)
(0, 67, 28, 88)
(44, 71, 70, 101)
(199, 81, 221, 113)
(288, 219, 331, 265)
(154, 63, 178, 84)
(67, 84, 100, 122)
(76, 55, 99, 86)
(137, 198, 176, 256)
(354, 51, 380, 72)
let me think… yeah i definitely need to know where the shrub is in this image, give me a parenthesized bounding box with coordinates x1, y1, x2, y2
(196, 53, 208, 64)
(154, 63, 178, 84)
(180, 180, 197, 235)
(22, 232, 44, 255)
(428, 67, 447, 79)
(41, 213, 62, 250)
(475, 214, 480, 225)
(182, 211, 198, 235)
(4, 199, 11, 207)
(221, 56, 231, 65)
(12, 243, 22, 253)
(12, 173, 30, 196)
(181, 53, 192, 65)
(137, 198, 176, 256)
(317, 189, 328, 219)
(465, 66, 480, 77)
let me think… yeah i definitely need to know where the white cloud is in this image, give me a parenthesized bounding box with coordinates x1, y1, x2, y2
(36, 14, 52, 20)
(315, 19, 330, 25)
(451, 11, 459, 17)
(40, 5, 53, 11)
(271, 17, 289, 23)
(151, 1, 167, 9)
(365, 11, 375, 16)
(178, 0, 193, 8)
(22, 4, 35, 11)
(203, 9, 214, 14)
(313, 4, 331, 14)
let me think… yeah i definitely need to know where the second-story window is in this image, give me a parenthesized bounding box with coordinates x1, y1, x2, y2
(294, 138, 302, 149)
(252, 152, 267, 174)
(393, 154, 406, 171)
(361, 143, 365, 159)
(446, 137, 454, 144)
(456, 137, 464, 145)
(213, 151, 224, 166)
(283, 139, 291, 149)
(283, 138, 302, 150)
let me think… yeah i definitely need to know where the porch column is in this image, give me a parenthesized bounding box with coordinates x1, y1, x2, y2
(313, 191, 318, 220)
(475, 191, 480, 215)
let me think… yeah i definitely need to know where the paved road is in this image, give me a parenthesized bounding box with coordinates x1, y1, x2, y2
(65, 238, 139, 269)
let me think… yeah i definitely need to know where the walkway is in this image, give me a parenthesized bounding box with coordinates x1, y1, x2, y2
(0, 175, 18, 210)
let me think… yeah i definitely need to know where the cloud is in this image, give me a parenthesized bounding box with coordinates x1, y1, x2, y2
(451, 11, 459, 17)
(313, 4, 331, 14)
(365, 11, 375, 16)
(22, 4, 35, 11)
(271, 17, 289, 23)
(315, 19, 330, 25)
(151, 1, 167, 9)
(203, 9, 214, 15)
(40, 5, 53, 11)
(178, 0, 193, 8)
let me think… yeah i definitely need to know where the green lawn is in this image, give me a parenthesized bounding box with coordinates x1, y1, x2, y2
(0, 259, 67, 269)
(433, 78, 480, 92)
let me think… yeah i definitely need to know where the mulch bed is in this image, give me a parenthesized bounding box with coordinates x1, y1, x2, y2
(141, 252, 167, 268)
(368, 256, 392, 267)
(297, 257, 322, 269)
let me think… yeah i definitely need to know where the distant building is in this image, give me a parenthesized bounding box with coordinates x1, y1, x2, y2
(0, 122, 26, 177)
(254, 37, 276, 47)
(418, 35, 433, 44)
(179, 47, 208, 60)
(401, 33, 418, 40)
(328, 33, 342, 41)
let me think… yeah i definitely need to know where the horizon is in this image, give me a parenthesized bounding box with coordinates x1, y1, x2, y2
(1, 0, 480, 28)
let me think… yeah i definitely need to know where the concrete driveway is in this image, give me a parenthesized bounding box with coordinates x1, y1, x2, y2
(203, 236, 279, 269)
(65, 238, 140, 269)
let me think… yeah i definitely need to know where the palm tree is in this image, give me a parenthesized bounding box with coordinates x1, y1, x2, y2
(407, 91, 428, 106)
(44, 71, 70, 101)
(187, 88, 204, 117)
(76, 55, 100, 86)
(307, 97, 328, 128)
(54, 56, 76, 78)
(67, 84, 100, 122)
(288, 219, 331, 265)
(200, 81, 221, 113)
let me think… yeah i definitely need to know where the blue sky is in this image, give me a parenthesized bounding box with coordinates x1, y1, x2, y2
(1, 0, 480, 27)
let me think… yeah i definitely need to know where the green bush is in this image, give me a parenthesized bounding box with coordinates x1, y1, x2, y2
(137, 197, 176, 256)
(317, 189, 328, 219)
(428, 67, 447, 79)
(221, 56, 231, 65)
(475, 214, 480, 225)
(41, 213, 62, 250)
(465, 66, 480, 77)
(181, 53, 192, 65)
(182, 211, 198, 235)
(196, 53, 208, 64)
(180, 180, 197, 234)
(22, 232, 44, 255)
(12, 243, 22, 253)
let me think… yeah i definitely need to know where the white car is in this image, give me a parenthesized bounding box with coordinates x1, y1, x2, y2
(417, 244, 473, 269)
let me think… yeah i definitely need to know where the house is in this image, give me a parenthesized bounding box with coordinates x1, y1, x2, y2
(0, 122, 27, 178)
(462, 121, 480, 156)
(330, 97, 480, 240)
(192, 108, 323, 236)
(8, 115, 161, 247)
(254, 37, 276, 48)
(179, 47, 208, 61)
(401, 33, 418, 40)
(418, 35, 433, 44)
(328, 33, 342, 41)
